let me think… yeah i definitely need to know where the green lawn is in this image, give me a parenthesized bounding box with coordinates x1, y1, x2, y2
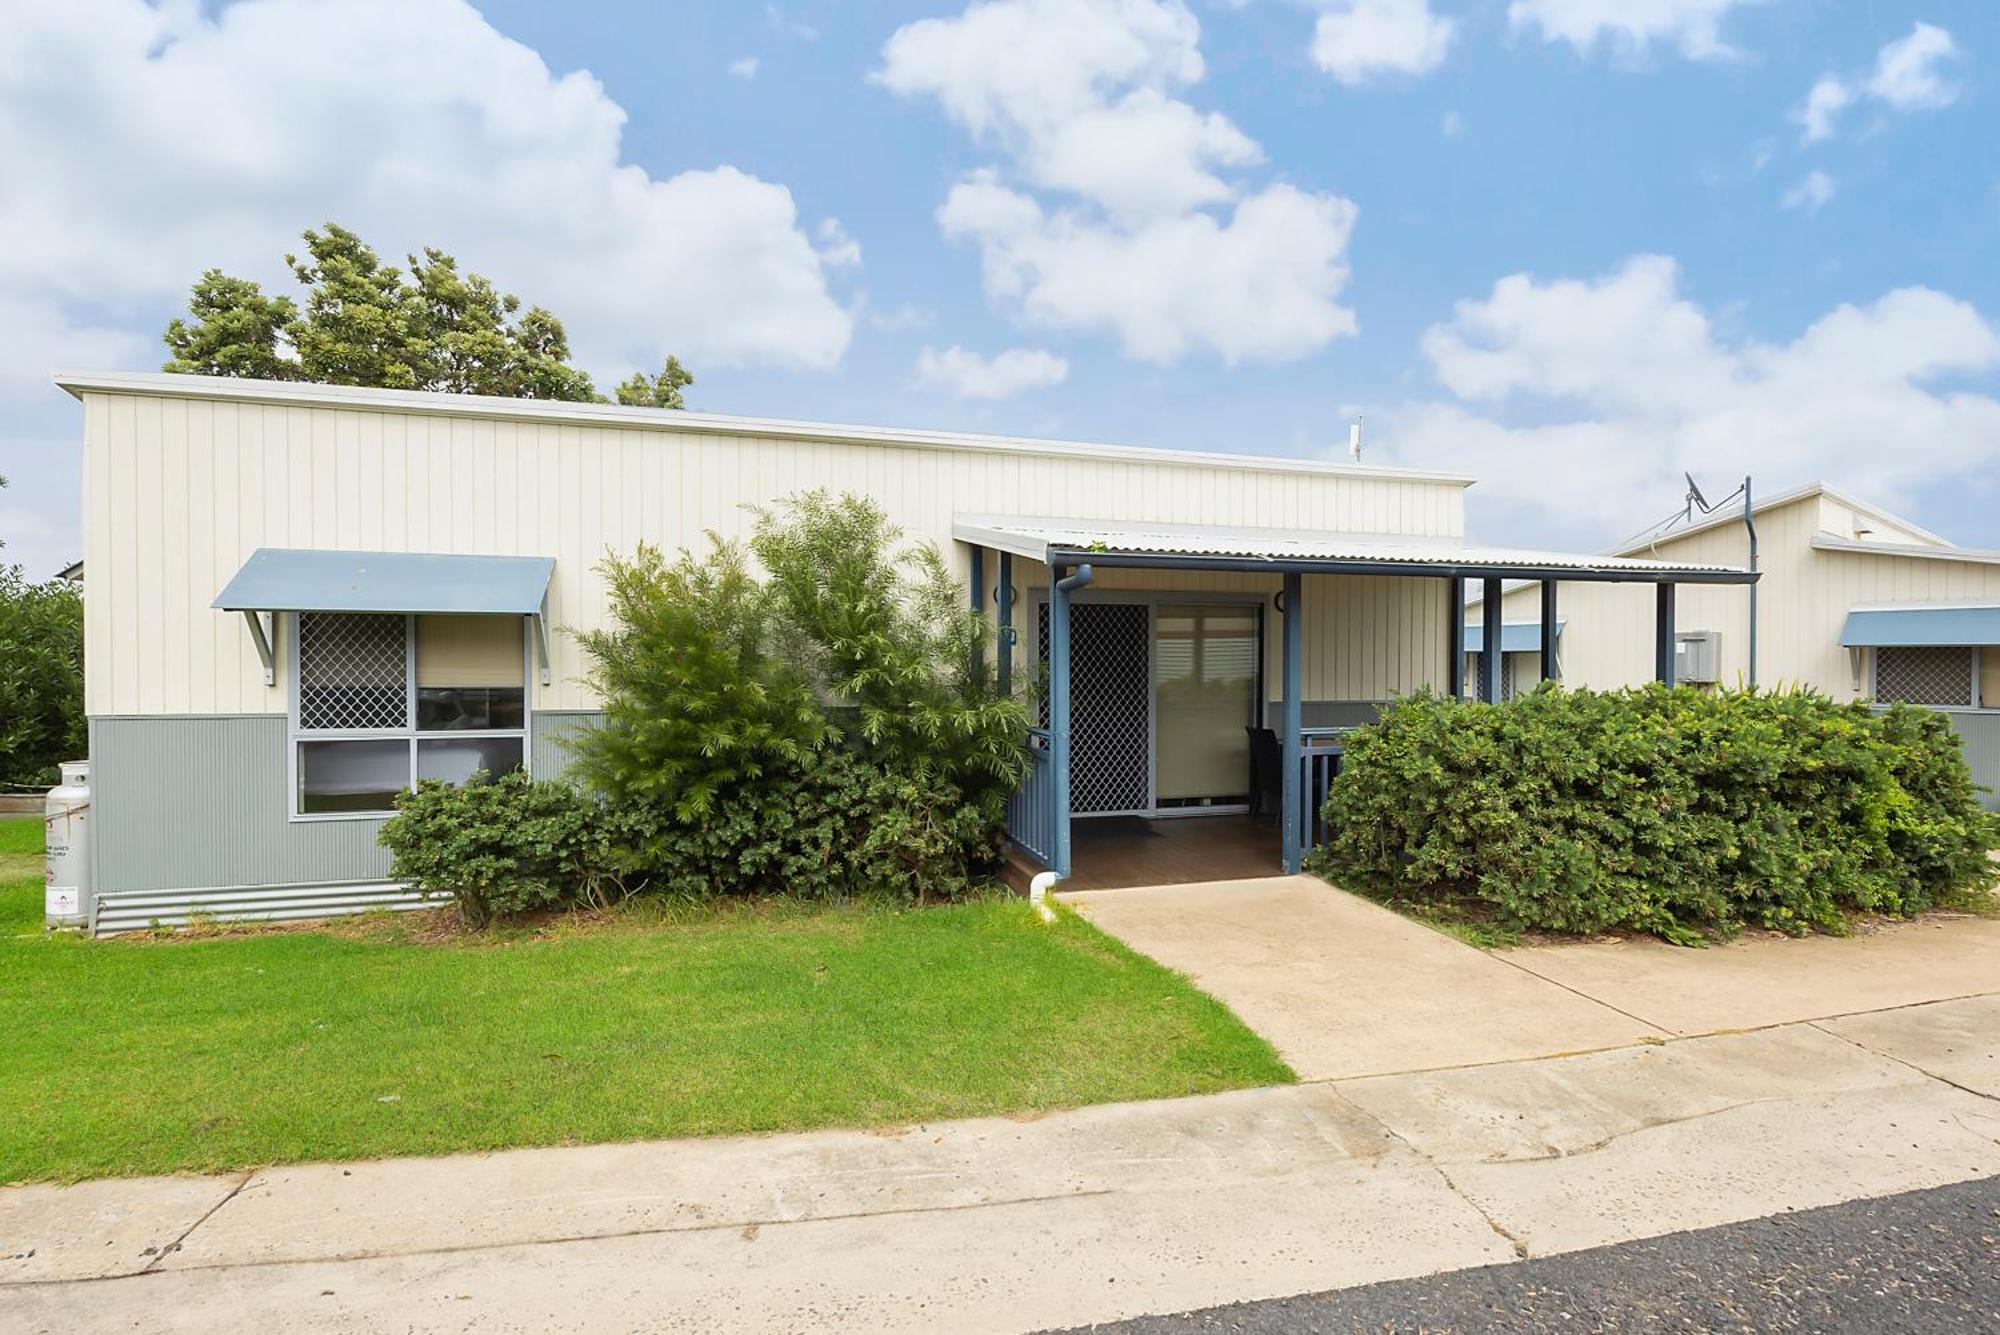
(0, 817, 1290, 1183)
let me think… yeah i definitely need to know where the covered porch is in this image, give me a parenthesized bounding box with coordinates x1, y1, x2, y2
(960, 515, 1758, 888)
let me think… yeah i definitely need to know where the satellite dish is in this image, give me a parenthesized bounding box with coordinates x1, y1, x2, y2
(1684, 472, 1710, 513)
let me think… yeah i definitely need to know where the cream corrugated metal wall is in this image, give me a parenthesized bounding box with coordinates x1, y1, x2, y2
(82, 390, 1466, 716)
(1496, 492, 2000, 699)
(1014, 563, 1451, 705)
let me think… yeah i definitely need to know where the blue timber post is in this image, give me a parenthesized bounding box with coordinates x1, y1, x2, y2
(1656, 582, 1677, 685)
(1050, 563, 1093, 879)
(1479, 577, 1504, 703)
(1281, 571, 1303, 874)
(996, 551, 1014, 697)
(1445, 576, 1465, 698)
(1539, 579, 1559, 682)
(969, 546, 984, 677)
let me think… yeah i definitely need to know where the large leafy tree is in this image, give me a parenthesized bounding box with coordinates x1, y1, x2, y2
(163, 223, 693, 406)
(0, 476, 85, 786)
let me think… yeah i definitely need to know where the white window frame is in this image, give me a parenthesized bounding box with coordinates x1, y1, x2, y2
(287, 612, 535, 822)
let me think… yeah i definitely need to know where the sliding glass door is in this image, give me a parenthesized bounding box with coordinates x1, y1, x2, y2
(1154, 604, 1259, 810)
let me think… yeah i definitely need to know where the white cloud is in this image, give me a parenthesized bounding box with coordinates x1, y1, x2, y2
(1789, 24, 1962, 144)
(1780, 170, 1835, 213)
(1865, 22, 1961, 111)
(940, 173, 1357, 363)
(728, 56, 760, 79)
(880, 0, 1358, 364)
(1441, 110, 1464, 137)
(1381, 256, 2000, 545)
(0, 0, 854, 377)
(1311, 0, 1455, 86)
(816, 218, 862, 267)
(1507, 0, 1758, 62)
(865, 303, 937, 333)
(916, 345, 1071, 398)
(764, 5, 819, 42)
(1792, 76, 1854, 143)
(876, 0, 1257, 222)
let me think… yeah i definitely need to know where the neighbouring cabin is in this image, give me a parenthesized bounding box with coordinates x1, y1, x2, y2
(1475, 482, 2000, 806)
(64, 371, 1753, 930)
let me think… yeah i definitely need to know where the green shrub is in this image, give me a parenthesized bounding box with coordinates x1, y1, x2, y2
(1311, 684, 1999, 942)
(569, 492, 1028, 902)
(620, 748, 1002, 903)
(0, 567, 84, 787)
(752, 491, 1027, 818)
(379, 773, 625, 927)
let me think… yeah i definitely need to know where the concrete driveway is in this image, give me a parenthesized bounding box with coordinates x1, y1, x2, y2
(1059, 875, 2000, 1081)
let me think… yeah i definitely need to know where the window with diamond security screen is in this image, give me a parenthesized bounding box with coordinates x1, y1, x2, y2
(292, 611, 527, 816)
(1875, 646, 1974, 708)
(298, 613, 407, 730)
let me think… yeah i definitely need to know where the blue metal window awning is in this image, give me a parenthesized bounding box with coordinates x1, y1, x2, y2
(1840, 604, 2000, 648)
(215, 548, 554, 615)
(1464, 620, 1564, 655)
(214, 548, 556, 686)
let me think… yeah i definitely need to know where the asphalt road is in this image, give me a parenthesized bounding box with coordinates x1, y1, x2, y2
(1059, 1175, 2000, 1334)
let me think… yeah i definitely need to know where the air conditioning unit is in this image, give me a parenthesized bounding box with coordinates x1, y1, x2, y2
(1675, 630, 1721, 684)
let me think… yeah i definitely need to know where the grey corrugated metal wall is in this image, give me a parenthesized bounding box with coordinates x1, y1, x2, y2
(90, 711, 608, 895)
(1940, 711, 2000, 811)
(89, 716, 391, 894)
(531, 711, 601, 780)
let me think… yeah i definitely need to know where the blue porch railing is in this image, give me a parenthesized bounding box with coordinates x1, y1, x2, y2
(1297, 728, 1350, 858)
(1006, 727, 1056, 868)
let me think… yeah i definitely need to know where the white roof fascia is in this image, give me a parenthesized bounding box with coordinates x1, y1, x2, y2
(1810, 536, 2000, 567)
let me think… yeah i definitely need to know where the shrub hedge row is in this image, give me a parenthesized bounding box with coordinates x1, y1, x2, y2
(1311, 685, 1999, 942)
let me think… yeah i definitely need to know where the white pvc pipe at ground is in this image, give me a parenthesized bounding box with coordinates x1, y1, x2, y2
(1029, 871, 1059, 923)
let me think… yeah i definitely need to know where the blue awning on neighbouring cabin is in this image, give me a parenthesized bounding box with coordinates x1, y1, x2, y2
(213, 548, 555, 615)
(1463, 620, 1564, 655)
(1840, 604, 2000, 648)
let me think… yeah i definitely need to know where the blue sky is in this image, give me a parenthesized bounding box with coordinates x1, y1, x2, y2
(1, 0, 1995, 578)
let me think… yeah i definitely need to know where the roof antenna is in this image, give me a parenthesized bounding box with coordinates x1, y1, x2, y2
(1348, 416, 1363, 463)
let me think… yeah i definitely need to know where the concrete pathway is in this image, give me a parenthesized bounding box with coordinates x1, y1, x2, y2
(1059, 876, 1661, 1079)
(6, 993, 1998, 1333)
(1060, 874, 2000, 1079)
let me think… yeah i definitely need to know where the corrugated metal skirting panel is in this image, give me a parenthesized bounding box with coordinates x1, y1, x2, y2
(93, 883, 428, 936)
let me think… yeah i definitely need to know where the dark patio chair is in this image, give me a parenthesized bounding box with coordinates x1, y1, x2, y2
(1245, 726, 1281, 821)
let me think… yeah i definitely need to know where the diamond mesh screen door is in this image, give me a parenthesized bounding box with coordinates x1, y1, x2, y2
(1040, 601, 1151, 814)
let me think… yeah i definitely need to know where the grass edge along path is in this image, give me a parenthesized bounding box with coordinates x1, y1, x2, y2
(0, 818, 1291, 1183)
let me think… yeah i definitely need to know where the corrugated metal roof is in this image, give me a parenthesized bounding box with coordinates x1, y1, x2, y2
(1840, 604, 2000, 647)
(1465, 620, 1564, 654)
(955, 516, 1755, 583)
(214, 548, 554, 614)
